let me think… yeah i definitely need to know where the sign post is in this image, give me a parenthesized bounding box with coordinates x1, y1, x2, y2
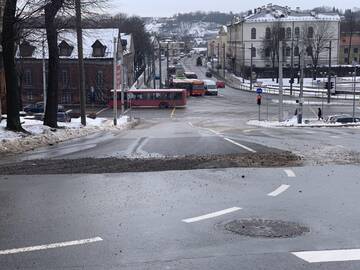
(256, 88, 262, 121)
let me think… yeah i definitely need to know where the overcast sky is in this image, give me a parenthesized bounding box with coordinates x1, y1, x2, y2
(108, 0, 359, 17)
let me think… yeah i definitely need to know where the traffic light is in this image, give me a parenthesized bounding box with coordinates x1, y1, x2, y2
(330, 82, 334, 89)
(324, 82, 329, 89)
(257, 95, 262, 105)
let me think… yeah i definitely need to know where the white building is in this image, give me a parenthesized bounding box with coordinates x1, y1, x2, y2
(227, 4, 341, 74)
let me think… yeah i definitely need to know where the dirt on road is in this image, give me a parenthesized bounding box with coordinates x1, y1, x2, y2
(0, 152, 302, 175)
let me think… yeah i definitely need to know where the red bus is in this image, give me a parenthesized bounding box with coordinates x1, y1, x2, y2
(170, 79, 205, 96)
(127, 89, 187, 109)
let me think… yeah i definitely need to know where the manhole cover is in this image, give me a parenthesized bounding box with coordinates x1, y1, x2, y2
(224, 219, 309, 238)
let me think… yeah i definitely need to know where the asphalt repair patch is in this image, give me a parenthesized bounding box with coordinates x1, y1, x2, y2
(0, 152, 302, 175)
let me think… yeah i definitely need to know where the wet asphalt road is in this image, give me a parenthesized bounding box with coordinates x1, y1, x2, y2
(1, 56, 360, 269)
(2, 166, 360, 269)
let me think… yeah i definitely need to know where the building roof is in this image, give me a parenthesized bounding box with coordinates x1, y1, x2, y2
(235, 4, 341, 24)
(17, 28, 132, 59)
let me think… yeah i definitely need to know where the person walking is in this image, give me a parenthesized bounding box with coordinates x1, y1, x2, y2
(318, 107, 323, 120)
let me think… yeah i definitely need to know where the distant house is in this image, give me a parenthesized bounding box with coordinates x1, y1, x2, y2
(16, 28, 134, 105)
(339, 32, 360, 65)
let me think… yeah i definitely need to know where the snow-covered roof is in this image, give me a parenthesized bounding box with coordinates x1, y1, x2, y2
(241, 4, 341, 23)
(17, 28, 133, 59)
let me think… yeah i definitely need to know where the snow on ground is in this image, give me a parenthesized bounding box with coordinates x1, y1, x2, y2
(0, 116, 134, 154)
(247, 117, 360, 128)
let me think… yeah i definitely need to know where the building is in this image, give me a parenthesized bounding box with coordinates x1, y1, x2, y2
(226, 4, 341, 76)
(207, 26, 228, 69)
(17, 29, 134, 105)
(339, 32, 360, 65)
(159, 40, 185, 57)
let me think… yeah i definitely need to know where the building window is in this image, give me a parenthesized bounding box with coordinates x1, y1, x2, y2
(344, 48, 349, 54)
(265, 27, 271, 39)
(62, 70, 69, 87)
(265, 47, 271, 57)
(295, 27, 300, 37)
(27, 91, 33, 101)
(279, 28, 285, 40)
(62, 93, 72, 104)
(354, 57, 358, 62)
(307, 27, 314, 38)
(344, 57, 348, 63)
(59, 41, 74, 57)
(354, 48, 359, 54)
(24, 69, 32, 86)
(306, 46, 313, 56)
(251, 28, 256, 39)
(286, 47, 291, 57)
(92, 40, 106, 57)
(96, 71, 104, 88)
(286, 27, 291, 39)
(251, 47, 256, 57)
(294, 46, 299, 56)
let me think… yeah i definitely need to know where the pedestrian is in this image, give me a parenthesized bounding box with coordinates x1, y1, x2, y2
(318, 107, 323, 120)
(294, 108, 298, 116)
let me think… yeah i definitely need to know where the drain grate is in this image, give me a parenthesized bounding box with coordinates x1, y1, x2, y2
(224, 218, 309, 238)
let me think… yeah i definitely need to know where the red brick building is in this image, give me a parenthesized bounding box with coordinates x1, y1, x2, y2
(17, 28, 134, 105)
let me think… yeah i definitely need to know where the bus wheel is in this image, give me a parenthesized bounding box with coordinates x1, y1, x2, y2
(159, 103, 168, 109)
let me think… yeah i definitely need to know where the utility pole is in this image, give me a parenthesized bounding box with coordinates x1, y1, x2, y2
(211, 42, 214, 69)
(223, 43, 226, 78)
(327, 40, 332, 104)
(152, 45, 156, 89)
(113, 37, 117, 126)
(75, 0, 86, 126)
(352, 65, 357, 122)
(217, 43, 220, 73)
(42, 39, 47, 112)
(158, 39, 162, 89)
(278, 42, 284, 122)
(290, 21, 294, 96)
(250, 44, 253, 91)
(298, 40, 305, 124)
(166, 42, 169, 87)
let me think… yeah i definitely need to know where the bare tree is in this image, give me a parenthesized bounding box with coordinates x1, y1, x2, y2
(303, 21, 334, 79)
(344, 9, 355, 64)
(261, 21, 285, 82)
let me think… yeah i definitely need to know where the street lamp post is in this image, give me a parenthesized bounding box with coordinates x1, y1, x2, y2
(250, 44, 254, 91)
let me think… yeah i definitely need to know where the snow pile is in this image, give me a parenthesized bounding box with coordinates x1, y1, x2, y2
(0, 116, 134, 154)
(247, 117, 360, 128)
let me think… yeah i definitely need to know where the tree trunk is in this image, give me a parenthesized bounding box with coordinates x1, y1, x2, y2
(2, 0, 22, 131)
(44, 1, 63, 128)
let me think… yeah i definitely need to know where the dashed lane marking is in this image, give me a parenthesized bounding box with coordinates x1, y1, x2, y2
(0, 237, 103, 256)
(223, 138, 257, 153)
(292, 249, 360, 263)
(182, 207, 242, 223)
(267, 184, 290, 197)
(188, 122, 194, 127)
(284, 169, 296, 178)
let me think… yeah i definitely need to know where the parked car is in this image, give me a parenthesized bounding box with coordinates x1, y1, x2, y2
(24, 102, 65, 114)
(57, 111, 72, 123)
(325, 114, 353, 123)
(204, 80, 218, 96)
(205, 71, 212, 78)
(216, 81, 225, 88)
(184, 72, 198, 79)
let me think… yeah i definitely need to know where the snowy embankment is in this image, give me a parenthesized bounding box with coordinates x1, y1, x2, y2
(0, 116, 134, 154)
(247, 116, 360, 128)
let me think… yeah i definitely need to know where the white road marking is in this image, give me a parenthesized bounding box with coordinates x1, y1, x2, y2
(284, 169, 296, 178)
(223, 138, 257, 153)
(331, 135, 340, 139)
(243, 129, 253, 133)
(267, 184, 290, 197)
(292, 248, 360, 263)
(170, 107, 176, 118)
(188, 122, 194, 127)
(182, 207, 242, 223)
(95, 107, 109, 115)
(336, 145, 345, 148)
(0, 237, 103, 256)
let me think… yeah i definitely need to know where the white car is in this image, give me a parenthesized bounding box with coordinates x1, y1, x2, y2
(203, 80, 218, 96)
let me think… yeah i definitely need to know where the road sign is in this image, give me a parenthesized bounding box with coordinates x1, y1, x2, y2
(256, 88, 263, 94)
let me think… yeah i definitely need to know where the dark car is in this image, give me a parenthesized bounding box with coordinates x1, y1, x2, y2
(335, 117, 360, 124)
(24, 102, 65, 115)
(57, 111, 71, 123)
(196, 57, 203, 66)
(205, 71, 212, 78)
